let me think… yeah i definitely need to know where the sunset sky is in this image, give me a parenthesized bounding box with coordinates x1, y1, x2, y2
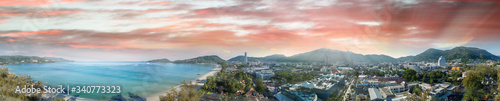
(0, 0, 499, 61)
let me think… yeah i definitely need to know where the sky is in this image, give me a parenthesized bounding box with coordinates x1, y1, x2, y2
(0, 0, 499, 61)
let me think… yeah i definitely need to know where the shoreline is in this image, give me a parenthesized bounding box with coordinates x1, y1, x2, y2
(3, 64, 221, 101)
(145, 65, 221, 101)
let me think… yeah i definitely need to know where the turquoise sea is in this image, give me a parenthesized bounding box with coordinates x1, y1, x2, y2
(3, 61, 215, 100)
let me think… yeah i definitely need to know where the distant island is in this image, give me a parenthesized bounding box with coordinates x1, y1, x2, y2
(147, 55, 225, 64)
(146, 58, 171, 63)
(0, 55, 72, 65)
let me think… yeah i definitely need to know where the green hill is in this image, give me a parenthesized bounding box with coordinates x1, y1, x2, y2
(173, 55, 225, 64)
(263, 54, 287, 60)
(279, 48, 396, 63)
(398, 46, 500, 62)
(365, 54, 398, 62)
(146, 58, 171, 63)
(0, 55, 72, 65)
(227, 56, 261, 62)
(227, 54, 286, 62)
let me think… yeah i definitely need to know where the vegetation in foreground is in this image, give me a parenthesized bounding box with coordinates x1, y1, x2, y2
(462, 65, 499, 101)
(0, 67, 64, 101)
(161, 63, 268, 101)
(159, 80, 203, 101)
(274, 71, 317, 84)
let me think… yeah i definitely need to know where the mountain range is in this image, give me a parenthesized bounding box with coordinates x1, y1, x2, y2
(0, 55, 72, 65)
(2, 47, 495, 65)
(149, 46, 499, 64)
(228, 48, 396, 64)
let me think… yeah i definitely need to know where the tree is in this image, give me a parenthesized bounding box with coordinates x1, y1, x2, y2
(160, 81, 203, 101)
(403, 69, 417, 81)
(254, 78, 267, 93)
(404, 93, 417, 101)
(327, 90, 343, 101)
(220, 62, 228, 70)
(0, 72, 6, 78)
(419, 90, 430, 101)
(0, 67, 46, 101)
(496, 70, 500, 101)
(462, 71, 484, 101)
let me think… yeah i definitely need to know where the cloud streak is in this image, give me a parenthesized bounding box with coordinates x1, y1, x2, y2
(0, 0, 499, 61)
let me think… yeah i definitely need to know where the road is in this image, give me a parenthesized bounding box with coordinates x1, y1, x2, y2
(343, 78, 355, 101)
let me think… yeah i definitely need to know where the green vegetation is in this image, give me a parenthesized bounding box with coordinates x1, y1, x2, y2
(227, 56, 261, 62)
(405, 89, 435, 101)
(445, 71, 462, 85)
(388, 69, 402, 75)
(409, 85, 423, 95)
(399, 46, 500, 62)
(202, 69, 259, 94)
(402, 69, 417, 82)
(146, 58, 171, 63)
(254, 78, 266, 93)
(462, 65, 498, 101)
(173, 55, 226, 64)
(326, 89, 343, 101)
(364, 69, 385, 76)
(262, 54, 287, 61)
(422, 71, 445, 84)
(0, 55, 72, 65)
(202, 62, 267, 95)
(496, 69, 500, 101)
(160, 80, 204, 101)
(274, 71, 317, 84)
(402, 69, 447, 84)
(0, 67, 64, 101)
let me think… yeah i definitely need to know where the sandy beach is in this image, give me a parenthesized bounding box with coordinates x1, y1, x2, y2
(145, 65, 221, 101)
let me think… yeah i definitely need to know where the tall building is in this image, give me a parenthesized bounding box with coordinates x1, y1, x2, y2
(324, 53, 328, 65)
(438, 56, 446, 67)
(244, 52, 248, 65)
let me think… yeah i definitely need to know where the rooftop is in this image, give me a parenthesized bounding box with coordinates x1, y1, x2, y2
(368, 88, 383, 100)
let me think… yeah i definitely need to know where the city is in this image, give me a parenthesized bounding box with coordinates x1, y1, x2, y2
(153, 46, 500, 101)
(1, 0, 499, 101)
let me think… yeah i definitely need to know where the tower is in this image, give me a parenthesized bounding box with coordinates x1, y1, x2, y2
(324, 53, 328, 65)
(244, 52, 248, 65)
(438, 56, 446, 67)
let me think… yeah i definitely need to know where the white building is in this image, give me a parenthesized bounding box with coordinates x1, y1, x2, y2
(438, 56, 446, 67)
(244, 52, 248, 64)
(387, 85, 405, 93)
(385, 82, 418, 93)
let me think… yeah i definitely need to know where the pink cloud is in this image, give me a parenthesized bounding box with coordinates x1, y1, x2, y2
(0, 0, 82, 6)
(0, 30, 62, 37)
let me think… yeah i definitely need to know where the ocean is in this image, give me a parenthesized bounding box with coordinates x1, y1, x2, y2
(3, 61, 215, 100)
